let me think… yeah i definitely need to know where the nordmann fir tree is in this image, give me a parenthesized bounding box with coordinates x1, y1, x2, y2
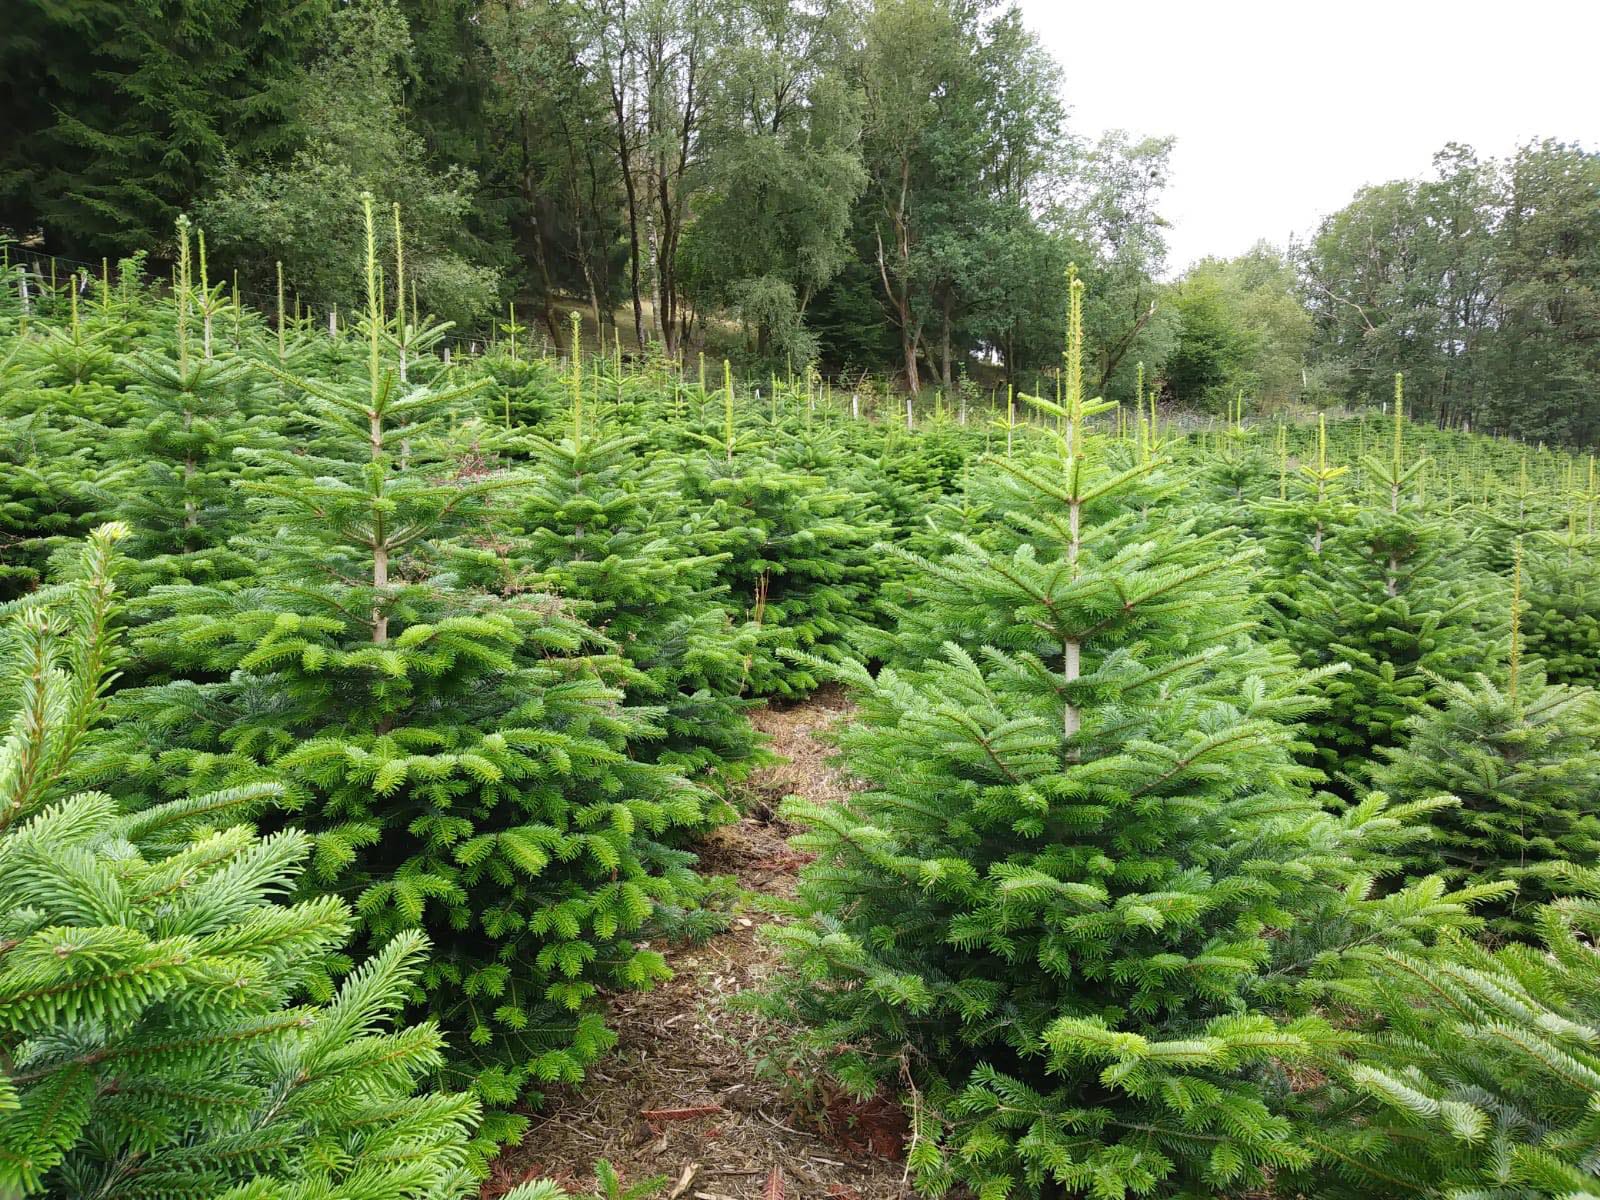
(1466, 448, 1563, 576)
(1364, 542, 1600, 939)
(862, 388, 1239, 679)
(1521, 465, 1600, 690)
(677, 364, 888, 698)
(0, 408, 104, 601)
(496, 346, 763, 782)
(864, 416, 973, 542)
(692, 449, 885, 698)
(0, 278, 124, 599)
(1191, 394, 1275, 545)
(766, 274, 1478, 1199)
(0, 525, 482, 1200)
(1524, 546, 1600, 690)
(16, 273, 121, 393)
(1256, 413, 1355, 607)
(493, 1162, 665, 1200)
(762, 412, 900, 637)
(1289, 866, 1600, 1199)
(108, 218, 277, 581)
(77, 196, 716, 1125)
(1271, 376, 1493, 792)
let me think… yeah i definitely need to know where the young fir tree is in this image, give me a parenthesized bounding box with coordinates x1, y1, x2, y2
(1290, 866, 1600, 1199)
(108, 219, 277, 572)
(1521, 479, 1600, 690)
(497, 358, 762, 782)
(1271, 378, 1494, 791)
(0, 524, 481, 1199)
(0, 409, 105, 600)
(1192, 395, 1276, 544)
(766, 278, 1479, 1199)
(19, 283, 121, 393)
(1466, 448, 1564, 576)
(1256, 413, 1355, 605)
(1365, 545, 1600, 939)
(858, 417, 975, 544)
(766, 415, 903, 627)
(677, 365, 887, 698)
(10, 272, 134, 488)
(1525, 557, 1600, 690)
(79, 197, 716, 1117)
(0, 285, 126, 599)
(496, 1161, 667, 1200)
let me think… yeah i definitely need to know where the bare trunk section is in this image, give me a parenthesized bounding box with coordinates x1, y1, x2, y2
(876, 156, 922, 394)
(940, 288, 954, 389)
(372, 544, 390, 644)
(599, 0, 647, 351)
(618, 133, 647, 350)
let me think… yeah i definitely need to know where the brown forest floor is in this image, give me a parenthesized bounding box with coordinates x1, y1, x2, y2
(485, 686, 916, 1200)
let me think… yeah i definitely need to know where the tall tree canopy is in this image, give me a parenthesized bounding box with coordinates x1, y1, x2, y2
(1301, 140, 1600, 441)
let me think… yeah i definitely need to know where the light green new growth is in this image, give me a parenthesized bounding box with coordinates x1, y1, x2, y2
(571, 308, 584, 445)
(1391, 371, 1405, 512)
(723, 358, 735, 460)
(1509, 538, 1523, 709)
(393, 201, 411, 381)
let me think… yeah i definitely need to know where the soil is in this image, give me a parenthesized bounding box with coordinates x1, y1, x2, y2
(485, 686, 915, 1200)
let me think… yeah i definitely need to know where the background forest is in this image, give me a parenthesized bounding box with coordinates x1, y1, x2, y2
(4, 0, 1596, 440)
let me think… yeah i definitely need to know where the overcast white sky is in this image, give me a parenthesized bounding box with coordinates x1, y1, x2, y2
(1019, 0, 1600, 273)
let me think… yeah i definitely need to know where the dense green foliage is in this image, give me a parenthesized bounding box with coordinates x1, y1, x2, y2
(0, 0, 1179, 398)
(1288, 867, 1600, 1199)
(0, 0, 325, 249)
(1163, 247, 1310, 411)
(0, 525, 482, 1199)
(0, 211, 952, 1160)
(763, 290, 1501, 1198)
(1303, 141, 1600, 442)
(71, 204, 737, 1119)
(1269, 394, 1495, 790)
(1523, 508, 1600, 689)
(504, 406, 761, 777)
(1367, 670, 1600, 937)
(5, 218, 1600, 1198)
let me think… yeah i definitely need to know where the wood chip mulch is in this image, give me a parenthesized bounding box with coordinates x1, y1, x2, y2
(485, 686, 915, 1200)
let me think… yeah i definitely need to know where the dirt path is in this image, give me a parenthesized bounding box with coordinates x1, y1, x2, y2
(485, 687, 914, 1200)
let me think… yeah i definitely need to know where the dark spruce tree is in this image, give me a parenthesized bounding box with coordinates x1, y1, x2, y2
(0, 0, 329, 255)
